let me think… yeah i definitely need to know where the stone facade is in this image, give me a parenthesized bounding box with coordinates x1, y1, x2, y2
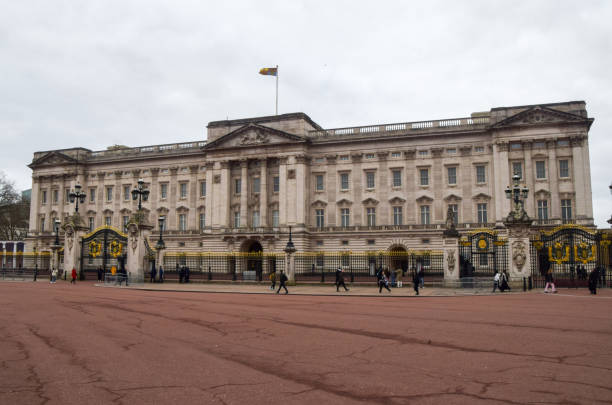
(26, 101, 594, 256)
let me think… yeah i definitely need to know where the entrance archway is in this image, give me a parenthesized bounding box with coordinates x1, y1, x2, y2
(389, 245, 409, 274)
(242, 239, 263, 281)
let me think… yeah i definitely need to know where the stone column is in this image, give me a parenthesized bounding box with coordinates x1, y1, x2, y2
(493, 141, 509, 226)
(62, 214, 89, 279)
(29, 175, 41, 234)
(351, 153, 363, 225)
(260, 158, 268, 227)
(279, 157, 288, 225)
(205, 162, 214, 229)
(442, 232, 460, 284)
(504, 220, 532, 287)
(547, 140, 560, 220)
(126, 221, 153, 282)
(240, 160, 248, 228)
(295, 155, 307, 227)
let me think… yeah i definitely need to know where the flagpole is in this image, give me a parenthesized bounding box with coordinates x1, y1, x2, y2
(275, 65, 279, 115)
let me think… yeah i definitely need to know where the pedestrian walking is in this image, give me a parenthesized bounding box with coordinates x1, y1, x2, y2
(588, 267, 600, 295)
(185, 266, 190, 283)
(51, 268, 58, 283)
(492, 271, 500, 292)
(33, 266, 38, 282)
(150, 264, 156, 283)
(412, 270, 420, 295)
(276, 270, 289, 294)
(544, 269, 557, 293)
(379, 272, 391, 293)
(417, 260, 425, 289)
(269, 271, 276, 290)
(499, 272, 511, 292)
(71, 268, 77, 284)
(97, 266, 103, 283)
(159, 265, 164, 283)
(336, 266, 349, 292)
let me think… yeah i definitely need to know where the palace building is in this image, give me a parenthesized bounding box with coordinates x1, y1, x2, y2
(26, 101, 595, 267)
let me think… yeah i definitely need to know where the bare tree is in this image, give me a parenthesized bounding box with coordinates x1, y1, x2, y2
(0, 172, 29, 240)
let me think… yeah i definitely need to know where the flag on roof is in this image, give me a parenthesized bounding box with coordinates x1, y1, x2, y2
(259, 67, 278, 76)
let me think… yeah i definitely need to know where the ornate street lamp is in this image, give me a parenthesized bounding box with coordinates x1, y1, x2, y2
(156, 216, 166, 250)
(131, 178, 150, 211)
(69, 184, 86, 213)
(284, 226, 296, 254)
(505, 174, 530, 222)
(53, 218, 61, 246)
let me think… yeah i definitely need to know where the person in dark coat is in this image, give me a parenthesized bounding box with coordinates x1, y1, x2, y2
(185, 266, 190, 283)
(499, 272, 511, 292)
(159, 265, 164, 283)
(588, 267, 600, 294)
(71, 268, 77, 284)
(178, 265, 184, 283)
(276, 270, 289, 294)
(150, 264, 156, 283)
(335, 266, 349, 292)
(412, 270, 420, 295)
(379, 271, 391, 293)
(97, 266, 104, 283)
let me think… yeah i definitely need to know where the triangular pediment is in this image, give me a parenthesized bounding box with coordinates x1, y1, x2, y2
(443, 193, 462, 202)
(203, 124, 308, 150)
(493, 106, 592, 129)
(388, 196, 406, 204)
(29, 151, 78, 168)
(311, 199, 327, 207)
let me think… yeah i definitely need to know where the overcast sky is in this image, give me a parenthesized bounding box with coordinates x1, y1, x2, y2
(1, 0, 611, 226)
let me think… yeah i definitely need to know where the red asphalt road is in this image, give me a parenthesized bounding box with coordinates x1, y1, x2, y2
(1, 282, 611, 405)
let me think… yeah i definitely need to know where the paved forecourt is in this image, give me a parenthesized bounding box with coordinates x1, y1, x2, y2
(1, 281, 611, 404)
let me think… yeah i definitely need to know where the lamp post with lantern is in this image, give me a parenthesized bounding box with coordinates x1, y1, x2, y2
(505, 174, 530, 223)
(131, 179, 150, 212)
(69, 184, 86, 213)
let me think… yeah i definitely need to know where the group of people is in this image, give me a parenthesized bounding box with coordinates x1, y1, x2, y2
(374, 265, 424, 295)
(269, 270, 289, 294)
(177, 265, 190, 283)
(149, 265, 165, 283)
(492, 271, 511, 293)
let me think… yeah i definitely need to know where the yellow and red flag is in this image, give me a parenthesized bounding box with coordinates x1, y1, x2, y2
(259, 67, 278, 76)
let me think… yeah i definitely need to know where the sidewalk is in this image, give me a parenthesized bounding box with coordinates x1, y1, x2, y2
(106, 281, 526, 297)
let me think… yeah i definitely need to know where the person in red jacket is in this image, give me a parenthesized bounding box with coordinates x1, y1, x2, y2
(71, 268, 77, 284)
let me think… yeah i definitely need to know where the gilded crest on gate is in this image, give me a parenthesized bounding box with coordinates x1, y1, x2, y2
(477, 237, 489, 252)
(548, 242, 569, 264)
(574, 242, 596, 264)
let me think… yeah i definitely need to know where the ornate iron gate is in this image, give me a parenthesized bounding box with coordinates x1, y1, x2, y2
(459, 230, 508, 277)
(530, 225, 608, 288)
(81, 226, 128, 280)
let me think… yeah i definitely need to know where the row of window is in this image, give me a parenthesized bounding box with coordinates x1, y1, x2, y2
(39, 199, 574, 232)
(312, 204, 488, 227)
(512, 159, 571, 180)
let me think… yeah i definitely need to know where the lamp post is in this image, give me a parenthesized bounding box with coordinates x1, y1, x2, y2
(69, 184, 86, 213)
(284, 226, 296, 284)
(131, 179, 150, 211)
(156, 216, 166, 250)
(53, 218, 61, 246)
(504, 174, 530, 222)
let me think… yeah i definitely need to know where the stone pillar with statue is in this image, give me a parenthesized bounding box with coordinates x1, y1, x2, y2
(61, 214, 89, 279)
(503, 175, 532, 286)
(125, 210, 153, 282)
(443, 205, 460, 284)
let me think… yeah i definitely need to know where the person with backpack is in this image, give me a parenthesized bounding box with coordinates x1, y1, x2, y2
(276, 270, 289, 294)
(492, 271, 500, 292)
(269, 271, 276, 290)
(335, 266, 349, 292)
(412, 270, 420, 296)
